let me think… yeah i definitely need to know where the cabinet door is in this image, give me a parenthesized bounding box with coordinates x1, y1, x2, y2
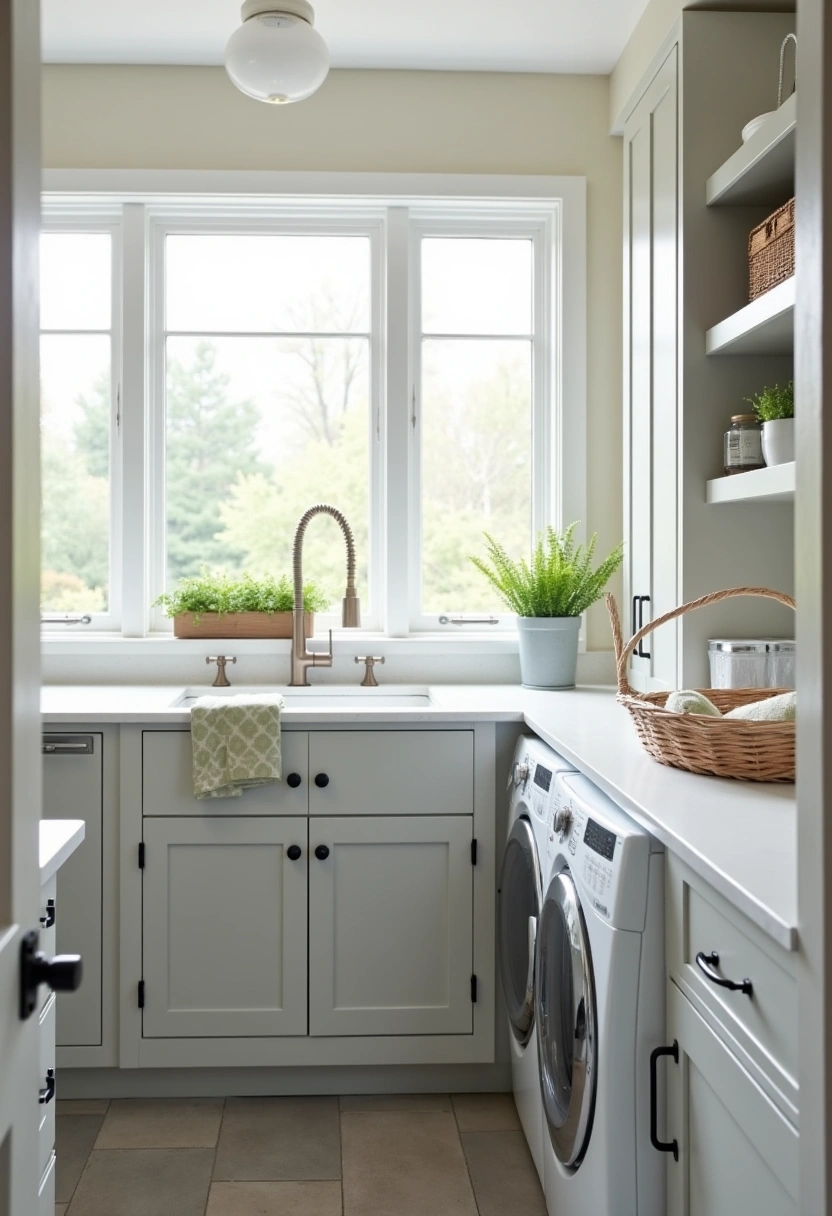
(42, 733, 103, 1047)
(309, 731, 473, 816)
(309, 816, 473, 1036)
(142, 817, 308, 1037)
(624, 47, 679, 693)
(665, 983, 798, 1216)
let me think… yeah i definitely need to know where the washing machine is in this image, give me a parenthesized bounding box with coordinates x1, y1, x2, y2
(497, 736, 576, 1184)
(535, 770, 665, 1216)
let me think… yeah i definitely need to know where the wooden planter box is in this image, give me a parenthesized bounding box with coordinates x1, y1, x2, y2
(172, 611, 314, 640)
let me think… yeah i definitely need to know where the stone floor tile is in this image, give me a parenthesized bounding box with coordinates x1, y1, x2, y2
(55, 1206, 68, 1216)
(214, 1097, 341, 1182)
(452, 1092, 522, 1132)
(65, 1148, 213, 1216)
(56, 1101, 109, 1117)
(206, 1180, 343, 1215)
(340, 1093, 451, 1112)
(55, 1114, 105, 1204)
(94, 1098, 223, 1149)
(341, 1110, 476, 1216)
(461, 1129, 547, 1216)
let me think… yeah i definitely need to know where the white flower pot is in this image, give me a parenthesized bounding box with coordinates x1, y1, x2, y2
(761, 418, 795, 466)
(516, 616, 581, 689)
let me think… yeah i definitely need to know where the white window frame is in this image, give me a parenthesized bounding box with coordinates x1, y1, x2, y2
(40, 172, 586, 656)
(40, 204, 124, 632)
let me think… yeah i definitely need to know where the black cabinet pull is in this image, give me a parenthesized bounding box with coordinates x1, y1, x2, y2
(314, 773, 330, 788)
(650, 1041, 679, 1161)
(638, 596, 652, 660)
(695, 950, 753, 996)
(286, 845, 302, 861)
(40, 898, 56, 929)
(39, 1068, 56, 1105)
(315, 845, 330, 861)
(286, 773, 302, 788)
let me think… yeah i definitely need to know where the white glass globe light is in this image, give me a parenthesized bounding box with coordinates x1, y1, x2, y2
(225, 0, 330, 105)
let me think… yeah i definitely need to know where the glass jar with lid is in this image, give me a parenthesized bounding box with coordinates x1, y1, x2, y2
(724, 414, 765, 475)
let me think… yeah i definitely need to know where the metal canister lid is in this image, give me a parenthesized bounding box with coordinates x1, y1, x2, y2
(730, 414, 759, 424)
(708, 638, 795, 653)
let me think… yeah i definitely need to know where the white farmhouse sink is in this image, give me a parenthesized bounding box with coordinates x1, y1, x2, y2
(171, 686, 433, 710)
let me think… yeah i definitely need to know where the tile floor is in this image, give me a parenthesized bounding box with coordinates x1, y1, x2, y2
(55, 1092, 547, 1215)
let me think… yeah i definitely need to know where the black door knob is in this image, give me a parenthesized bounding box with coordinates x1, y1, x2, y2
(315, 844, 330, 860)
(20, 930, 83, 1020)
(314, 773, 329, 788)
(286, 773, 302, 788)
(287, 845, 302, 861)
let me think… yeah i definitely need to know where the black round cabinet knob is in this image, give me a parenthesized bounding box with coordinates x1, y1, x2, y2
(286, 773, 302, 788)
(314, 773, 330, 789)
(287, 845, 302, 861)
(315, 844, 330, 861)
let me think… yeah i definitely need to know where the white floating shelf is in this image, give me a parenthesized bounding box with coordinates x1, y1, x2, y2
(705, 276, 795, 356)
(706, 462, 795, 505)
(707, 94, 796, 206)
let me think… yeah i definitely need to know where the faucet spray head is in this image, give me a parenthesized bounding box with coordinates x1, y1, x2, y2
(342, 592, 361, 628)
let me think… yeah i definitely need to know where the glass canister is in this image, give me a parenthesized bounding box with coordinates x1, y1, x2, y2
(708, 639, 795, 689)
(724, 414, 765, 475)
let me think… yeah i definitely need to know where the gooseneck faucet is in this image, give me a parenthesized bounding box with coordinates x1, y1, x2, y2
(290, 504, 361, 686)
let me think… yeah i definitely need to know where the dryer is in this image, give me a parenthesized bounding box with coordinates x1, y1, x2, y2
(535, 771, 665, 1216)
(497, 736, 576, 1184)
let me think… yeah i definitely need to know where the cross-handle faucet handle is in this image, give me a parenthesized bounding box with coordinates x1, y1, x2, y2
(206, 655, 237, 687)
(355, 655, 385, 688)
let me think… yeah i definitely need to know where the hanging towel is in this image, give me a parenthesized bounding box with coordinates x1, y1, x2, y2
(191, 693, 284, 799)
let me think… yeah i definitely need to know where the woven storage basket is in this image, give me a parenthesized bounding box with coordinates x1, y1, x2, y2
(749, 197, 795, 301)
(606, 587, 796, 782)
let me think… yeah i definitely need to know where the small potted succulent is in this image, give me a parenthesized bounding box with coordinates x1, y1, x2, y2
(747, 381, 794, 467)
(154, 571, 330, 639)
(470, 524, 624, 689)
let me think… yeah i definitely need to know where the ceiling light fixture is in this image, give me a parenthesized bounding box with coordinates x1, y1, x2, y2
(225, 0, 330, 105)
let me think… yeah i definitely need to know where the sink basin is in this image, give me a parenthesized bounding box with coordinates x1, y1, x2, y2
(171, 687, 433, 710)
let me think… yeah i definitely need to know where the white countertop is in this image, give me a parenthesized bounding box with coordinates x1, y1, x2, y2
(41, 683, 798, 950)
(40, 818, 85, 885)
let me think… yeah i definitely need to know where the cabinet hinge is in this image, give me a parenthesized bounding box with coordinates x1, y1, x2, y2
(471, 838, 478, 865)
(471, 974, 477, 1003)
(138, 842, 145, 869)
(137, 980, 145, 1009)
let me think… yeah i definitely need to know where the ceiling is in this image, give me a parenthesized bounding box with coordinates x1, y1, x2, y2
(41, 0, 653, 74)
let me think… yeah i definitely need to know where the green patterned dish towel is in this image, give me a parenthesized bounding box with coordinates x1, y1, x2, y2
(191, 694, 284, 799)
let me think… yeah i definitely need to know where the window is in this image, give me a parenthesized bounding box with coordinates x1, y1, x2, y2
(40, 181, 584, 645)
(40, 228, 119, 625)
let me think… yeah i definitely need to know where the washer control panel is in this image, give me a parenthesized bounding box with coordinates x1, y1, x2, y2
(549, 771, 652, 931)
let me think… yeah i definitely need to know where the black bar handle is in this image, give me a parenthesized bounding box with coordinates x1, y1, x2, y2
(695, 951, 753, 997)
(39, 1068, 56, 1105)
(638, 596, 652, 660)
(40, 898, 56, 929)
(649, 1041, 679, 1161)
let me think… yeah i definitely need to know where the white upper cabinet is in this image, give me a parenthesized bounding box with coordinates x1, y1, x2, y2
(308, 815, 474, 1037)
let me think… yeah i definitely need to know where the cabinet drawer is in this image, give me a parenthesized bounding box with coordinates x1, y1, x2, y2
(38, 993, 56, 1182)
(308, 731, 473, 816)
(667, 855, 797, 1116)
(142, 730, 308, 816)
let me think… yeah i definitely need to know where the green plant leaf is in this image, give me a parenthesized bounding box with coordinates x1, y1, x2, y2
(153, 569, 330, 619)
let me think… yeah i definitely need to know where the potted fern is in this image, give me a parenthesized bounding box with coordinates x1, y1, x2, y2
(471, 524, 624, 689)
(747, 381, 794, 467)
(154, 571, 329, 639)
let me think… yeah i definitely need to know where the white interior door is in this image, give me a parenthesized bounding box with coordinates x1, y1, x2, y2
(0, 0, 45, 1211)
(142, 817, 308, 1038)
(309, 815, 474, 1036)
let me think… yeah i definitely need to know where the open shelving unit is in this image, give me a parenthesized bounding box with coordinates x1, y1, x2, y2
(705, 276, 795, 356)
(706, 461, 795, 505)
(706, 94, 796, 206)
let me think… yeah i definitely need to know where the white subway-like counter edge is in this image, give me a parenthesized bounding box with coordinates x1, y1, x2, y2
(41, 684, 797, 951)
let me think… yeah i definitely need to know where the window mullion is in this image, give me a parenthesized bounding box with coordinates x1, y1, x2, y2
(120, 203, 149, 636)
(384, 207, 411, 636)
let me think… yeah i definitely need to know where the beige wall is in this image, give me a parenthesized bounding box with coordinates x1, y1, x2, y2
(43, 65, 623, 649)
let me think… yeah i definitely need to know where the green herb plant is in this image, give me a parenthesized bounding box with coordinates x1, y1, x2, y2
(154, 571, 330, 624)
(470, 524, 624, 619)
(746, 381, 794, 423)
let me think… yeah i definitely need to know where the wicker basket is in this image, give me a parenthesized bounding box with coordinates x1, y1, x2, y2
(749, 197, 795, 301)
(606, 587, 796, 783)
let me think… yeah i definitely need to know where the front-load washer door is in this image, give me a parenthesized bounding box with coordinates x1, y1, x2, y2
(497, 816, 542, 1045)
(536, 868, 597, 1168)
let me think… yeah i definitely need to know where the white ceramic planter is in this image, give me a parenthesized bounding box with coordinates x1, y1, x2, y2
(516, 616, 581, 689)
(761, 418, 795, 466)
